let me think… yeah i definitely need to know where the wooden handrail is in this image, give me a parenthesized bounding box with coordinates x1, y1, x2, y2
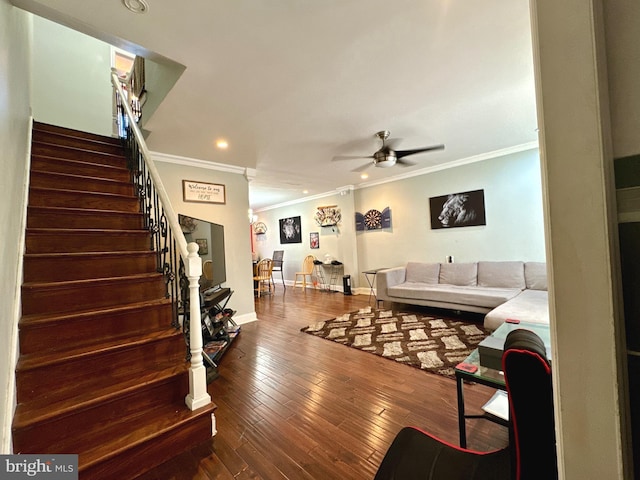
(110, 70, 211, 411)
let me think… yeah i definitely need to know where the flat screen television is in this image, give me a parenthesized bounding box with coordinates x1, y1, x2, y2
(178, 214, 226, 289)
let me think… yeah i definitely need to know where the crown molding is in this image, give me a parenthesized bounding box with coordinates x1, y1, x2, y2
(154, 142, 538, 212)
(152, 151, 247, 175)
(256, 187, 354, 213)
(357, 142, 539, 190)
(256, 142, 539, 212)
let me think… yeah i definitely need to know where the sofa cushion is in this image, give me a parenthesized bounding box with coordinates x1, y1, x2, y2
(439, 262, 477, 286)
(405, 262, 440, 284)
(388, 283, 521, 308)
(484, 289, 549, 330)
(477, 261, 525, 289)
(525, 262, 547, 290)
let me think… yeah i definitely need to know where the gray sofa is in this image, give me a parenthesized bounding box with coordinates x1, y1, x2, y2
(376, 261, 549, 330)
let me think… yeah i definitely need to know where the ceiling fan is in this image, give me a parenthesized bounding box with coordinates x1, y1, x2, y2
(333, 130, 444, 172)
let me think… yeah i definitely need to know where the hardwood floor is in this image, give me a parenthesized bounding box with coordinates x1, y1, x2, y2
(138, 289, 509, 479)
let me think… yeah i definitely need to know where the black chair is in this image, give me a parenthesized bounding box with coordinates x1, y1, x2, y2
(271, 250, 285, 290)
(374, 329, 556, 480)
(502, 329, 557, 480)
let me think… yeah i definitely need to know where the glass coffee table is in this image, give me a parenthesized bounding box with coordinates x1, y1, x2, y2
(454, 321, 551, 448)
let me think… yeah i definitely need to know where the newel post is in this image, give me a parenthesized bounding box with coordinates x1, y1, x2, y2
(184, 242, 212, 410)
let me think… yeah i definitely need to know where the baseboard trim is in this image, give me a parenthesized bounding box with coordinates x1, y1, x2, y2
(234, 311, 258, 325)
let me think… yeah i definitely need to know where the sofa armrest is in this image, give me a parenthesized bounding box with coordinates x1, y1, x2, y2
(376, 267, 406, 300)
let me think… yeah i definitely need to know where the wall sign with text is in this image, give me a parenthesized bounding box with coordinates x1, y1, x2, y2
(182, 180, 226, 204)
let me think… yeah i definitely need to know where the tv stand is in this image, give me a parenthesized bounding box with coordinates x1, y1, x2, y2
(202, 286, 231, 306)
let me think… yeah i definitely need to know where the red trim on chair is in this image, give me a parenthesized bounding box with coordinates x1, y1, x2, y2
(406, 426, 506, 456)
(502, 348, 551, 480)
(503, 348, 551, 376)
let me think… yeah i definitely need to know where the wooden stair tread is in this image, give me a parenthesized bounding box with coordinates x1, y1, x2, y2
(29, 185, 137, 200)
(26, 227, 147, 235)
(24, 250, 157, 260)
(23, 250, 158, 279)
(33, 140, 126, 159)
(33, 122, 122, 145)
(30, 169, 133, 186)
(31, 152, 128, 168)
(64, 402, 215, 470)
(32, 132, 122, 151)
(19, 298, 172, 328)
(16, 328, 182, 371)
(22, 272, 163, 289)
(27, 205, 143, 217)
(13, 363, 189, 429)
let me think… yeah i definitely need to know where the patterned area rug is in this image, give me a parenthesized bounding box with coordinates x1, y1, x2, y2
(300, 307, 489, 378)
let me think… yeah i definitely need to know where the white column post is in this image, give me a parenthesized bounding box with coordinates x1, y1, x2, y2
(530, 0, 627, 477)
(184, 242, 212, 410)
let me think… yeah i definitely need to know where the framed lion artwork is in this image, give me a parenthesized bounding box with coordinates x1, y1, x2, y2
(429, 189, 486, 229)
(279, 216, 302, 244)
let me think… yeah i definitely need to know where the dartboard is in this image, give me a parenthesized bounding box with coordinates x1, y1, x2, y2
(364, 209, 382, 229)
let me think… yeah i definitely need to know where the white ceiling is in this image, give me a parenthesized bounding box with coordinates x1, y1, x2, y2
(14, 0, 538, 210)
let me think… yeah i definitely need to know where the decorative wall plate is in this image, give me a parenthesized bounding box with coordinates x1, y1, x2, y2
(253, 221, 267, 234)
(179, 214, 198, 233)
(315, 206, 342, 227)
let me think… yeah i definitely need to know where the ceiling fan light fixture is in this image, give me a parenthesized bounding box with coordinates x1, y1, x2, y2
(334, 130, 444, 173)
(374, 150, 396, 168)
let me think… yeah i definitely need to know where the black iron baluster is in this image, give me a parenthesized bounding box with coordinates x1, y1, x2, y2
(159, 209, 171, 300)
(169, 234, 180, 330)
(179, 257, 191, 360)
(115, 85, 191, 354)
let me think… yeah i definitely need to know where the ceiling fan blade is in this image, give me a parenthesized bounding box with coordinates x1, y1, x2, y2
(396, 158, 416, 167)
(395, 144, 445, 159)
(352, 162, 373, 173)
(332, 155, 374, 162)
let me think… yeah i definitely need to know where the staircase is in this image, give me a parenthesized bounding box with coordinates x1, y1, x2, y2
(12, 122, 216, 479)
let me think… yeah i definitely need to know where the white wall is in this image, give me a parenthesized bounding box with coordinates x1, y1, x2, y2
(356, 149, 545, 279)
(0, 1, 32, 453)
(253, 190, 360, 290)
(31, 16, 113, 136)
(154, 158, 256, 323)
(255, 149, 546, 292)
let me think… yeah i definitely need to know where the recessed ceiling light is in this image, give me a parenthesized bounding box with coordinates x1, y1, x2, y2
(303, 190, 309, 194)
(123, 0, 149, 14)
(360, 173, 369, 179)
(216, 139, 228, 149)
